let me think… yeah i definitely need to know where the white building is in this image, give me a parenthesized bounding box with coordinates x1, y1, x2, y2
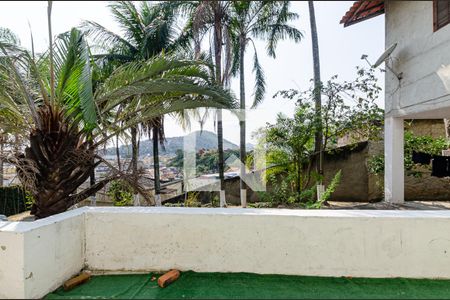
(341, 0, 450, 203)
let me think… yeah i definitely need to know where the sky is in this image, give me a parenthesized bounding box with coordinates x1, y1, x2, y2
(0, 1, 385, 145)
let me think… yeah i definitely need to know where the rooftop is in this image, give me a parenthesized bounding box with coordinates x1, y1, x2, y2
(340, 0, 384, 27)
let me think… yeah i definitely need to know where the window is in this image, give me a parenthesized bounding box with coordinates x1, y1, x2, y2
(434, 0, 450, 31)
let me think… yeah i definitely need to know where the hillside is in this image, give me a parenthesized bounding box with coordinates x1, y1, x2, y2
(101, 130, 253, 157)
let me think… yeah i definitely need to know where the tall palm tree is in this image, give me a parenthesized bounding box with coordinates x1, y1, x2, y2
(180, 0, 234, 206)
(82, 1, 192, 206)
(0, 21, 235, 218)
(228, 1, 302, 207)
(308, 1, 323, 198)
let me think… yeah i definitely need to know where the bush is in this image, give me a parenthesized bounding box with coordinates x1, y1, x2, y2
(0, 186, 28, 216)
(367, 131, 450, 175)
(107, 180, 133, 206)
(185, 191, 201, 207)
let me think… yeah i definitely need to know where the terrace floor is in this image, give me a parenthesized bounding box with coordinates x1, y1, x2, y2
(45, 271, 450, 299)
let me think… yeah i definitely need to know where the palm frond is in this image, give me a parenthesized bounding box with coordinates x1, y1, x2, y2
(108, 1, 145, 46)
(53, 28, 97, 129)
(250, 40, 266, 108)
(80, 20, 138, 55)
(0, 42, 40, 127)
(0, 27, 20, 45)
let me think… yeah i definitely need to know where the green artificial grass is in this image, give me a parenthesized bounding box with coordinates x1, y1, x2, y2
(45, 271, 450, 299)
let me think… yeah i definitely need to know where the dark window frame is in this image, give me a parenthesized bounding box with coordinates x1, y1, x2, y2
(433, 0, 450, 32)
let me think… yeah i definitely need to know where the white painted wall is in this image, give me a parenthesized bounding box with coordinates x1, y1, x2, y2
(0, 208, 86, 299)
(385, 1, 450, 119)
(86, 207, 450, 278)
(0, 230, 24, 299)
(22, 212, 85, 298)
(4, 207, 450, 298)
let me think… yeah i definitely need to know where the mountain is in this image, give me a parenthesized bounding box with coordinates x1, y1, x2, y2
(101, 130, 253, 157)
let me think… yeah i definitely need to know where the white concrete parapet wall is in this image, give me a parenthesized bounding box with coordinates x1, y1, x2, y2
(0, 208, 86, 299)
(85, 207, 450, 279)
(3, 207, 450, 298)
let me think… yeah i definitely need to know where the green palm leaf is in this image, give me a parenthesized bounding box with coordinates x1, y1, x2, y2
(54, 28, 97, 129)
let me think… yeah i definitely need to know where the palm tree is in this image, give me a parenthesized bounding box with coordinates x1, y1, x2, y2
(0, 21, 235, 218)
(82, 1, 192, 206)
(308, 1, 323, 199)
(228, 1, 302, 207)
(180, 0, 234, 206)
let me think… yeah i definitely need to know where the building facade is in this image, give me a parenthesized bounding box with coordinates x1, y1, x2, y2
(342, 0, 450, 202)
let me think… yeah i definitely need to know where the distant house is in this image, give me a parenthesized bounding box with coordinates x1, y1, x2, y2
(341, 1, 450, 203)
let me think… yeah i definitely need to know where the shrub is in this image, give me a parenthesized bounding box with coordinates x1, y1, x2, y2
(107, 180, 133, 206)
(367, 131, 450, 176)
(0, 186, 28, 216)
(185, 191, 201, 207)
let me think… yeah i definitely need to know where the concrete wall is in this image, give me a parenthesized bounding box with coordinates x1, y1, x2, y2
(85, 207, 450, 279)
(405, 119, 447, 138)
(0, 208, 86, 299)
(385, 1, 450, 119)
(5, 207, 450, 298)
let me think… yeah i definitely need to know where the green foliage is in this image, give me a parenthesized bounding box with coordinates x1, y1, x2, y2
(226, 1, 302, 107)
(367, 131, 450, 175)
(367, 154, 384, 175)
(256, 66, 382, 206)
(107, 180, 133, 206)
(306, 170, 342, 209)
(168, 148, 240, 175)
(211, 194, 219, 207)
(185, 191, 201, 207)
(0, 186, 27, 216)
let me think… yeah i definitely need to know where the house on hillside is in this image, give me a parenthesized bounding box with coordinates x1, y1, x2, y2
(341, 1, 450, 203)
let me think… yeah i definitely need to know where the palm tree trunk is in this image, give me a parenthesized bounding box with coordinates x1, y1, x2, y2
(116, 134, 121, 171)
(89, 139, 95, 187)
(153, 126, 162, 206)
(308, 1, 323, 191)
(47, 1, 55, 103)
(213, 4, 226, 204)
(0, 133, 4, 187)
(89, 138, 96, 206)
(239, 36, 247, 208)
(130, 126, 140, 205)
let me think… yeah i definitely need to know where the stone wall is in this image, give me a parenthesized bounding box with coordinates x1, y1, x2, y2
(336, 140, 450, 202)
(405, 119, 446, 138)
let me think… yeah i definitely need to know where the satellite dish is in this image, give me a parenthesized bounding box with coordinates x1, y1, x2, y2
(373, 43, 397, 68)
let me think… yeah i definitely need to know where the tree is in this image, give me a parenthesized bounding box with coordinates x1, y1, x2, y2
(228, 1, 302, 206)
(83, 1, 191, 206)
(0, 22, 235, 218)
(261, 66, 383, 206)
(179, 0, 235, 206)
(308, 1, 323, 198)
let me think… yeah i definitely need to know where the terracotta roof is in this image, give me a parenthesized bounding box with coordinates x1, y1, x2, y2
(340, 0, 384, 27)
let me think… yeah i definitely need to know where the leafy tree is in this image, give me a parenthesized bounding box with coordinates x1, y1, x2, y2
(258, 66, 382, 205)
(169, 148, 240, 174)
